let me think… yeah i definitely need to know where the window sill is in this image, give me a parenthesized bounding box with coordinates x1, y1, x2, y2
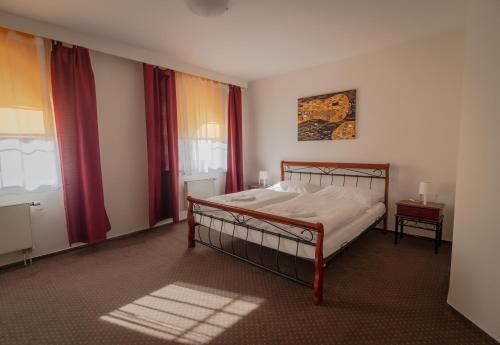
(0, 185, 62, 198)
(181, 171, 226, 180)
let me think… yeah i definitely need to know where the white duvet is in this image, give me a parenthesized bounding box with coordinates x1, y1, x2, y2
(201, 188, 298, 210)
(196, 188, 369, 238)
(257, 193, 369, 234)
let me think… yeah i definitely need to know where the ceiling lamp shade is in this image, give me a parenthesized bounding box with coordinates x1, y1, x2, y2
(185, 0, 229, 17)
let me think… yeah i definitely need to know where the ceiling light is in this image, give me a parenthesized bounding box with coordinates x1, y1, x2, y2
(185, 0, 229, 17)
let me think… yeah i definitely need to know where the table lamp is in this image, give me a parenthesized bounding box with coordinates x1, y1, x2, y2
(419, 181, 431, 205)
(259, 171, 268, 186)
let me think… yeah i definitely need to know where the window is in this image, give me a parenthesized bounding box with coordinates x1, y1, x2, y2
(0, 28, 59, 192)
(176, 72, 228, 175)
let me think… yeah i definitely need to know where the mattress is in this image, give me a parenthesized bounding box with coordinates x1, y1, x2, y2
(194, 201, 386, 260)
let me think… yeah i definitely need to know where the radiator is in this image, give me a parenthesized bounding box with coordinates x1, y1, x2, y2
(184, 178, 216, 209)
(0, 203, 33, 264)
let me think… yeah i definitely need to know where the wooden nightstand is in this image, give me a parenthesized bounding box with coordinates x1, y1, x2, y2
(395, 200, 445, 254)
(246, 184, 271, 190)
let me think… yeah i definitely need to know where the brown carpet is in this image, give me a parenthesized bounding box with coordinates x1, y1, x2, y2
(0, 222, 496, 345)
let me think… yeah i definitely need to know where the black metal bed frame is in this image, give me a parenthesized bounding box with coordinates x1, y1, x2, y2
(187, 161, 390, 304)
(192, 206, 319, 287)
(192, 209, 384, 287)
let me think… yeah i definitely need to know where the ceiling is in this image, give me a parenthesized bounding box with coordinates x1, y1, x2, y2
(0, 0, 466, 81)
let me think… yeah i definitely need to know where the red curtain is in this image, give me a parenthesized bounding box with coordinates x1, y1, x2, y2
(225, 85, 244, 193)
(143, 64, 179, 226)
(51, 43, 111, 245)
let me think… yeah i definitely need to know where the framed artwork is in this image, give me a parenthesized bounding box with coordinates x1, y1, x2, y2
(297, 89, 356, 141)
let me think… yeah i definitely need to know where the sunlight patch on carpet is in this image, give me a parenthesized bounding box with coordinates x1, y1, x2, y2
(100, 282, 263, 344)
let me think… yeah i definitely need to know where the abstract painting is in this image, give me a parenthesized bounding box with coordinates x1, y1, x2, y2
(298, 89, 356, 141)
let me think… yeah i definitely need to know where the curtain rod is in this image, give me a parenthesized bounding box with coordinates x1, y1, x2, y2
(152, 66, 238, 88)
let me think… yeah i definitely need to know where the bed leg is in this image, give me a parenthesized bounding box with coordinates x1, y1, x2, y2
(187, 200, 195, 248)
(313, 225, 324, 305)
(383, 215, 388, 234)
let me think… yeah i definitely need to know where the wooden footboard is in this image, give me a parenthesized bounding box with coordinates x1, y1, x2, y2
(187, 196, 325, 305)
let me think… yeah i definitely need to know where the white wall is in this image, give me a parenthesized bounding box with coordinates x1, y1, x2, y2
(245, 30, 465, 240)
(447, 0, 500, 341)
(91, 50, 149, 238)
(0, 50, 151, 266)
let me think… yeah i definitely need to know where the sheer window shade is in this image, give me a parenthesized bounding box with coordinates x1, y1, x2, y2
(176, 72, 229, 175)
(0, 28, 58, 192)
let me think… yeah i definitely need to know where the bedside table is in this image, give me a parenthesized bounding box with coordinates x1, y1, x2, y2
(395, 200, 445, 254)
(246, 184, 271, 190)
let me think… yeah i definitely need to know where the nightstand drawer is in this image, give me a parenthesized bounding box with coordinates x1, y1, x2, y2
(397, 205, 441, 221)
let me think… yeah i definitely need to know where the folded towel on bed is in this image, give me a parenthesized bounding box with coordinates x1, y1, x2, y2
(230, 196, 257, 202)
(283, 212, 317, 218)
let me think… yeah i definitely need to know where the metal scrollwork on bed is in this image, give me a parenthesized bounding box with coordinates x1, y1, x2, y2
(282, 163, 386, 189)
(187, 161, 390, 305)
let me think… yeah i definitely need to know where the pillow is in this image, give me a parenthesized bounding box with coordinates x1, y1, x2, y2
(268, 180, 323, 194)
(314, 185, 384, 207)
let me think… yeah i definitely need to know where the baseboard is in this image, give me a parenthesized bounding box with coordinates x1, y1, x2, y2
(0, 220, 186, 271)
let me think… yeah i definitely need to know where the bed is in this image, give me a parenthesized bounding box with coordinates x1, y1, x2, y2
(187, 161, 390, 305)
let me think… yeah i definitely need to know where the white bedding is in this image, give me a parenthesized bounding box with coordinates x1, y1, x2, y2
(268, 180, 323, 194)
(199, 188, 299, 211)
(257, 193, 369, 234)
(193, 188, 386, 259)
(195, 202, 385, 259)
